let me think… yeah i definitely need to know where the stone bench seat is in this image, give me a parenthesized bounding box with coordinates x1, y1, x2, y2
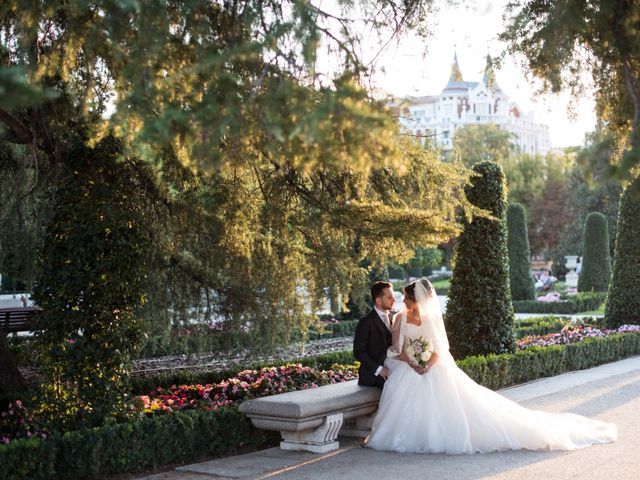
(238, 379, 381, 453)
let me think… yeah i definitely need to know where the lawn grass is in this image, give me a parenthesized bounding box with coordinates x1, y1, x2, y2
(580, 303, 606, 316)
(431, 278, 450, 288)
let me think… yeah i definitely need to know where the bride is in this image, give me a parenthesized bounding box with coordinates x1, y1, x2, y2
(366, 279, 617, 454)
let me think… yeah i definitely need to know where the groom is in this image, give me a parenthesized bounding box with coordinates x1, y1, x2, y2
(353, 281, 395, 388)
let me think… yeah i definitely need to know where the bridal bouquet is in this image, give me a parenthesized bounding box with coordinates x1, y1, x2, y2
(406, 337, 433, 367)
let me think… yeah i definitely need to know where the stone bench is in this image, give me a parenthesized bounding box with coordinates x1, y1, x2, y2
(238, 379, 381, 453)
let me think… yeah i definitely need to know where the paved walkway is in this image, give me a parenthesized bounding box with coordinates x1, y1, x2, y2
(137, 356, 640, 480)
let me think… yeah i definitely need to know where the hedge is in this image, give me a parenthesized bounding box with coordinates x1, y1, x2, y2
(507, 203, 535, 301)
(513, 292, 606, 314)
(0, 406, 266, 480)
(446, 162, 515, 358)
(606, 176, 640, 327)
(578, 212, 612, 292)
(514, 317, 568, 338)
(458, 332, 640, 390)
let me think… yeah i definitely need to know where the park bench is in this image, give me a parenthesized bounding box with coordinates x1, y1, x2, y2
(239, 379, 381, 453)
(0, 307, 39, 334)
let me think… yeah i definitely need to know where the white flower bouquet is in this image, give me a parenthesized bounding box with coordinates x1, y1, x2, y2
(406, 337, 433, 367)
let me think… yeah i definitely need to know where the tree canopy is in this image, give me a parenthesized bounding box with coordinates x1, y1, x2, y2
(0, 0, 481, 360)
(502, 0, 640, 181)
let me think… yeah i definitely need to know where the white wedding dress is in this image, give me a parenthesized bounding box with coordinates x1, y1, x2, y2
(366, 282, 617, 454)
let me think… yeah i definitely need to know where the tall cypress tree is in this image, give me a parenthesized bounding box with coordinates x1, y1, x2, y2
(446, 162, 515, 359)
(578, 212, 611, 292)
(605, 179, 640, 327)
(507, 203, 535, 300)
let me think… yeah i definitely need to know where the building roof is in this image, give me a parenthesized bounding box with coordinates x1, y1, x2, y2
(407, 95, 437, 104)
(443, 81, 479, 92)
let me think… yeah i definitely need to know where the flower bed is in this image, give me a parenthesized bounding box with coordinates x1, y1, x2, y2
(517, 324, 640, 349)
(139, 364, 357, 415)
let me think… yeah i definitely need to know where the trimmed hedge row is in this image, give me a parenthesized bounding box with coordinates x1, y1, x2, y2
(0, 407, 266, 480)
(513, 292, 606, 314)
(458, 331, 640, 390)
(514, 317, 568, 338)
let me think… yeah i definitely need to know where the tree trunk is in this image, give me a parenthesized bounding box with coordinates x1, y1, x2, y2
(0, 334, 26, 395)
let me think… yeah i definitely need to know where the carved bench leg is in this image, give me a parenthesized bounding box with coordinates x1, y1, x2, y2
(280, 413, 344, 453)
(339, 410, 377, 438)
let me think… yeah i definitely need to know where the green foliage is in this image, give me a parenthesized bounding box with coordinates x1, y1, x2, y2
(513, 292, 607, 314)
(606, 178, 640, 327)
(507, 203, 535, 300)
(578, 212, 612, 292)
(446, 161, 516, 358)
(502, 0, 640, 180)
(32, 136, 152, 430)
(547, 135, 621, 278)
(458, 332, 640, 390)
(453, 124, 518, 167)
(0, 0, 485, 429)
(0, 407, 264, 480)
(0, 144, 48, 292)
(514, 317, 568, 338)
(403, 247, 443, 277)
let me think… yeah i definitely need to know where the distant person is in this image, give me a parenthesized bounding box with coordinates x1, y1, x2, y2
(20, 294, 27, 307)
(535, 270, 556, 291)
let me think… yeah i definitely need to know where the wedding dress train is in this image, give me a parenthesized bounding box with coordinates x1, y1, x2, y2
(365, 282, 617, 454)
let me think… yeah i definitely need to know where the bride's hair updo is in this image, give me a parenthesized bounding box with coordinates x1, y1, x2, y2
(403, 278, 433, 301)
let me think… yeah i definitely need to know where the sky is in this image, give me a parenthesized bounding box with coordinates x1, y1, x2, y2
(364, 0, 596, 148)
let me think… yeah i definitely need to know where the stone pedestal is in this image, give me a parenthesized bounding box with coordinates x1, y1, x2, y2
(566, 271, 579, 288)
(280, 413, 344, 453)
(339, 410, 377, 438)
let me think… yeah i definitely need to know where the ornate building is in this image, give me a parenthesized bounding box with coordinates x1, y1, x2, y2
(395, 54, 551, 155)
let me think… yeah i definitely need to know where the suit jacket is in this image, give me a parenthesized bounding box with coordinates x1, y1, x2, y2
(353, 308, 393, 388)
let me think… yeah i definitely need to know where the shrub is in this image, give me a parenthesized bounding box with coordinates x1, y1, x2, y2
(458, 331, 640, 390)
(0, 407, 264, 480)
(387, 264, 405, 279)
(514, 317, 568, 338)
(307, 320, 358, 340)
(446, 161, 515, 358)
(578, 212, 612, 292)
(32, 136, 151, 430)
(513, 291, 606, 314)
(606, 177, 640, 327)
(507, 203, 535, 300)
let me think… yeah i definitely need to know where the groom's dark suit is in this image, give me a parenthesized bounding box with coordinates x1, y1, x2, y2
(353, 309, 393, 388)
